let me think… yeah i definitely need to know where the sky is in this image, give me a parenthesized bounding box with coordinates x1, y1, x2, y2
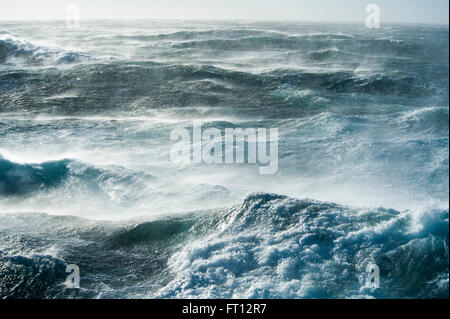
(0, 0, 448, 24)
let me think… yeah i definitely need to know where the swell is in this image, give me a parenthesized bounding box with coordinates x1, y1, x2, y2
(0, 61, 442, 116)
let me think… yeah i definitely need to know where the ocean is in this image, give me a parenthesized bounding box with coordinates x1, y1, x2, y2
(0, 20, 448, 298)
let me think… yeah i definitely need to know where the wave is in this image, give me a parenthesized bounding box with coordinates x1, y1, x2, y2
(114, 29, 275, 42)
(172, 36, 310, 50)
(158, 193, 449, 298)
(170, 34, 422, 57)
(0, 156, 151, 202)
(0, 193, 447, 299)
(266, 69, 432, 97)
(107, 31, 357, 46)
(395, 107, 449, 134)
(0, 36, 90, 66)
(0, 156, 71, 196)
(0, 61, 440, 116)
(306, 48, 363, 62)
(0, 252, 70, 299)
(107, 218, 197, 247)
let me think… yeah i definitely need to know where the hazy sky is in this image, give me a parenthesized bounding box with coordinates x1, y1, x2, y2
(0, 0, 448, 24)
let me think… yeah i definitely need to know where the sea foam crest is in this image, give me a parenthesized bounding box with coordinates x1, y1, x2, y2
(157, 193, 449, 298)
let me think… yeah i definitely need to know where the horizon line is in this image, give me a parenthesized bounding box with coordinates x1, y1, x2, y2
(0, 18, 448, 26)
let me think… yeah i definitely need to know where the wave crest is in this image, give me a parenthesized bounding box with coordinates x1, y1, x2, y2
(158, 193, 449, 298)
(0, 36, 89, 66)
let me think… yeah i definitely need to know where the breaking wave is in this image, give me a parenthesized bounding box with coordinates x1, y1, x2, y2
(0, 194, 448, 299)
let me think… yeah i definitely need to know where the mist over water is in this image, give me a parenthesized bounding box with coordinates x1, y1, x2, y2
(0, 20, 448, 298)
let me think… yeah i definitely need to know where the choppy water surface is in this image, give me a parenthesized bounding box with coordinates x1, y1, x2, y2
(0, 20, 448, 298)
